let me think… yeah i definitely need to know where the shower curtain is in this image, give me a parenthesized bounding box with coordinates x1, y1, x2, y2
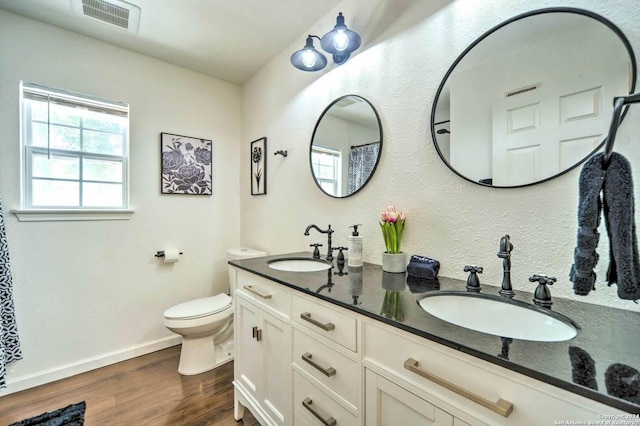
(347, 143, 380, 195)
(0, 197, 21, 390)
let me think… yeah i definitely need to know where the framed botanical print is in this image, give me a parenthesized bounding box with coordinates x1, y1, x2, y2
(251, 137, 267, 195)
(161, 132, 212, 195)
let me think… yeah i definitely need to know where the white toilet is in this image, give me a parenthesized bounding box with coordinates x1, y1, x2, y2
(163, 247, 266, 375)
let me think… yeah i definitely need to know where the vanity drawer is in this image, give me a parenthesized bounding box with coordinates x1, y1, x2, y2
(292, 294, 357, 352)
(293, 328, 359, 409)
(363, 320, 616, 425)
(236, 271, 291, 321)
(293, 370, 358, 426)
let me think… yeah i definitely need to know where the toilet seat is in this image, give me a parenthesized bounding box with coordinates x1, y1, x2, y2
(164, 294, 232, 320)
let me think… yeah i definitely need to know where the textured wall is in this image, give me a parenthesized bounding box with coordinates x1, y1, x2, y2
(241, 0, 640, 312)
(0, 11, 242, 392)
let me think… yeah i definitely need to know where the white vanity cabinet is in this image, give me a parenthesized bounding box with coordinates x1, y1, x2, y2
(233, 270, 292, 426)
(230, 266, 627, 426)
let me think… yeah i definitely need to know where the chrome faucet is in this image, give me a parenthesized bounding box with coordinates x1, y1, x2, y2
(497, 235, 515, 298)
(304, 224, 334, 262)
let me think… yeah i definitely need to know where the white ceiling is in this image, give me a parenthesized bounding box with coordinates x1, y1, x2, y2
(0, 0, 343, 85)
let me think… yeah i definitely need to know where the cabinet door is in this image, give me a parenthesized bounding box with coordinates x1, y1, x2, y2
(262, 310, 291, 425)
(236, 295, 263, 402)
(365, 369, 454, 426)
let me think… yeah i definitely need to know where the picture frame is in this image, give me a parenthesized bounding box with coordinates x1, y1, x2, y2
(251, 137, 267, 195)
(160, 132, 212, 195)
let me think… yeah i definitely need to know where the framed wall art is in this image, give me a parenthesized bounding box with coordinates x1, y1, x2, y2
(251, 137, 267, 195)
(161, 132, 212, 195)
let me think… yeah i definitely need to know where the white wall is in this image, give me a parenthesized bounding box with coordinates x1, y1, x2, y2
(241, 0, 640, 313)
(0, 10, 242, 393)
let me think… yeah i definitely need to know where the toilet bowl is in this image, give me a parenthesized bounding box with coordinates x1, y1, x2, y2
(163, 247, 266, 375)
(164, 294, 233, 375)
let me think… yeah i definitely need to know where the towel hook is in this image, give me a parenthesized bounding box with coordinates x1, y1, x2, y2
(274, 150, 288, 157)
(603, 92, 640, 168)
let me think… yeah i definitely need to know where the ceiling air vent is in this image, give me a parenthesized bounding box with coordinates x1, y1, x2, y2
(505, 84, 539, 98)
(336, 96, 362, 108)
(70, 0, 141, 33)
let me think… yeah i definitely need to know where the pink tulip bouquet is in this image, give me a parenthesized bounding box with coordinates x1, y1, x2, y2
(380, 205, 406, 254)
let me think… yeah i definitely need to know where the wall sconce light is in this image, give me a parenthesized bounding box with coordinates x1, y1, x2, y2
(290, 12, 361, 72)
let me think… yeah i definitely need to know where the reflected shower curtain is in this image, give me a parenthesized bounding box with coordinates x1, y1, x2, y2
(0, 197, 21, 390)
(347, 143, 380, 195)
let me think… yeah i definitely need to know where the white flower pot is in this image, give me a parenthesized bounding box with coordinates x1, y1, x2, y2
(382, 252, 406, 273)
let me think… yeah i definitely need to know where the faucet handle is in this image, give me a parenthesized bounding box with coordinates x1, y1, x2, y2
(529, 274, 556, 286)
(310, 243, 323, 259)
(529, 274, 556, 308)
(464, 265, 483, 293)
(464, 265, 483, 274)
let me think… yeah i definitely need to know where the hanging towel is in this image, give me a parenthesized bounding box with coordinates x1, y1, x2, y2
(602, 153, 640, 300)
(570, 154, 604, 295)
(570, 152, 640, 301)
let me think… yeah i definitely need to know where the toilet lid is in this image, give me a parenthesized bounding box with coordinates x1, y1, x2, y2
(164, 294, 232, 320)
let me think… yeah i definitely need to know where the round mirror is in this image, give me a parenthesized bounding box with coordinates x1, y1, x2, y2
(310, 95, 382, 197)
(431, 8, 636, 188)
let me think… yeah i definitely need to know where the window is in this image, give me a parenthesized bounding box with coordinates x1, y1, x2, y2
(21, 83, 129, 210)
(311, 146, 342, 197)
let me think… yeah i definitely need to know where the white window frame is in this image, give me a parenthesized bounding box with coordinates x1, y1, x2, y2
(14, 82, 133, 222)
(311, 146, 342, 197)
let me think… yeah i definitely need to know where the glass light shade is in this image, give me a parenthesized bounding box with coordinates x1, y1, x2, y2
(291, 36, 328, 71)
(320, 12, 361, 55)
(332, 30, 349, 51)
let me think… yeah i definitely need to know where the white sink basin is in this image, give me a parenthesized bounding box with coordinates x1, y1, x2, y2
(418, 292, 578, 342)
(267, 257, 332, 272)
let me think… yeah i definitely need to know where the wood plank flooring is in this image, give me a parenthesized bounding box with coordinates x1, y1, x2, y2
(0, 345, 260, 425)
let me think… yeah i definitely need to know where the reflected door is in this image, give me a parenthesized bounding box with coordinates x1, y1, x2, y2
(492, 62, 629, 186)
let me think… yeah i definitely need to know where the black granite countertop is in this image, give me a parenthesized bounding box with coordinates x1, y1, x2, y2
(229, 252, 640, 414)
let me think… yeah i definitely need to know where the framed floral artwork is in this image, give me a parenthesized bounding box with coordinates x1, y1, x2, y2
(161, 132, 212, 195)
(251, 137, 267, 195)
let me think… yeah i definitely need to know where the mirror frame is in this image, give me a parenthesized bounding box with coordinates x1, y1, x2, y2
(310, 94, 383, 198)
(430, 7, 637, 188)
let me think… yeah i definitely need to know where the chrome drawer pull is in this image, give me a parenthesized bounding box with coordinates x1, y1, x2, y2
(404, 358, 513, 418)
(302, 397, 336, 426)
(252, 326, 258, 338)
(300, 312, 335, 331)
(243, 285, 272, 299)
(302, 352, 336, 377)
(256, 328, 262, 342)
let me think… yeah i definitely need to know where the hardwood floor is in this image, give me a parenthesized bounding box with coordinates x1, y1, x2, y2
(0, 346, 260, 425)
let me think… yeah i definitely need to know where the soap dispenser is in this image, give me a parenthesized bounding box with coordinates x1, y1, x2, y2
(348, 224, 363, 267)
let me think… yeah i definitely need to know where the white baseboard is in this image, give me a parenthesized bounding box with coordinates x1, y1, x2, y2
(1, 335, 182, 396)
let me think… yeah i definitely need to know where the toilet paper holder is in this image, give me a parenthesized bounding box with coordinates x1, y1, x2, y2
(155, 250, 183, 258)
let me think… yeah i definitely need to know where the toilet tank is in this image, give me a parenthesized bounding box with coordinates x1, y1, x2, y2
(227, 247, 266, 293)
(227, 247, 267, 261)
